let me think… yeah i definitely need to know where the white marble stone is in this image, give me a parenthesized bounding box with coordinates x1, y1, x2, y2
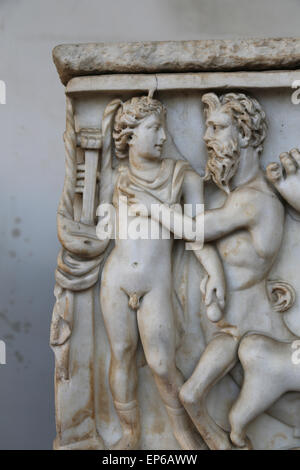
(53, 38, 300, 85)
(51, 40, 300, 450)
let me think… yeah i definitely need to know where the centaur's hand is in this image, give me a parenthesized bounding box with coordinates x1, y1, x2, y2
(266, 148, 300, 213)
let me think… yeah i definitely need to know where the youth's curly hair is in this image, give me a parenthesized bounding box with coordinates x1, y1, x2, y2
(202, 92, 267, 155)
(113, 96, 166, 159)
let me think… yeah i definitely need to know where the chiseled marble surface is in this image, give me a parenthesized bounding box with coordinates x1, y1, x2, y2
(51, 43, 300, 450)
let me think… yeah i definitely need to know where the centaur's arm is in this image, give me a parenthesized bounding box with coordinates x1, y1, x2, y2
(155, 187, 253, 242)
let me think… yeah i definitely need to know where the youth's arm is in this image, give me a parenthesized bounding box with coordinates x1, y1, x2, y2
(182, 171, 225, 314)
(189, 241, 225, 307)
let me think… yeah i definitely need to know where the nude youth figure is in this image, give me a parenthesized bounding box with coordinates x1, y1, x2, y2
(98, 95, 225, 450)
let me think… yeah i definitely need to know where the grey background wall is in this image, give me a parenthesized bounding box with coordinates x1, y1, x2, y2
(0, 0, 300, 450)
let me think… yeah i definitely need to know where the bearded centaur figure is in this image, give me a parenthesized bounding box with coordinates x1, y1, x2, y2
(130, 91, 300, 450)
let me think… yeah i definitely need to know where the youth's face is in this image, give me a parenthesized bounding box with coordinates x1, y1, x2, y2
(129, 113, 166, 160)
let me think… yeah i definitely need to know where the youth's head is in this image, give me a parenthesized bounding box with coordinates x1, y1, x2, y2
(113, 96, 167, 161)
(202, 92, 267, 193)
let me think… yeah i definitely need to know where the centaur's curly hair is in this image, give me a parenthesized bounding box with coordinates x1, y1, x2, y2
(113, 96, 166, 159)
(202, 92, 267, 155)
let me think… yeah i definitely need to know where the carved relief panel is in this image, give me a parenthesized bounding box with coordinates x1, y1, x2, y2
(51, 39, 300, 450)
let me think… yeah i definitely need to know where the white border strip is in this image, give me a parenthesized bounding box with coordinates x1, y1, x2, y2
(66, 70, 300, 94)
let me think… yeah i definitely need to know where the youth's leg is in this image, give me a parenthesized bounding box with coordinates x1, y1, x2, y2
(137, 287, 206, 450)
(100, 282, 140, 449)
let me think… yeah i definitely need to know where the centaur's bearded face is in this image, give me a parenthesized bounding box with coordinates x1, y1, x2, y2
(203, 108, 240, 194)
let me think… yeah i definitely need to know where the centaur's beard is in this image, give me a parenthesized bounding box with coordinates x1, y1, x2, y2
(204, 138, 239, 193)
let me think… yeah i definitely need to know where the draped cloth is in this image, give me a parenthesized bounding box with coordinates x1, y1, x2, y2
(55, 249, 103, 291)
(113, 158, 192, 207)
(51, 248, 104, 380)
